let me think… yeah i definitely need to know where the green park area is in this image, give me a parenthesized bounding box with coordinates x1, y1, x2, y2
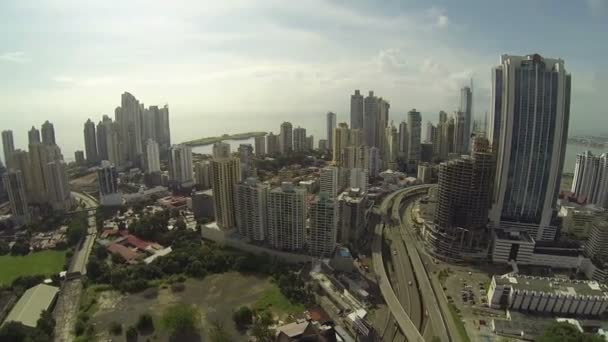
(0, 250, 67, 286)
(254, 285, 306, 317)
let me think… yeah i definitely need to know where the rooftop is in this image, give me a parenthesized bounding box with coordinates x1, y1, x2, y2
(495, 275, 608, 297)
(3, 284, 59, 328)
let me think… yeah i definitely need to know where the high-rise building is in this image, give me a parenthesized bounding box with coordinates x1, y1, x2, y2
(145, 139, 161, 174)
(453, 111, 466, 154)
(254, 135, 266, 156)
(115, 92, 143, 166)
(212, 142, 231, 159)
(28, 143, 62, 204)
(377, 98, 390, 155)
(96, 116, 112, 161)
(293, 127, 307, 152)
(2, 130, 15, 167)
(74, 151, 85, 165)
(267, 183, 306, 251)
(306, 136, 314, 151)
(10, 150, 34, 201)
(28, 127, 40, 145)
(153, 104, 171, 153)
(308, 193, 338, 257)
(320, 166, 339, 198)
(3, 171, 30, 224)
(398, 121, 408, 159)
(41, 121, 56, 145)
(318, 139, 328, 152)
(210, 155, 241, 229)
(105, 121, 121, 167)
(436, 111, 449, 159)
(194, 161, 211, 189)
(326, 112, 336, 150)
(45, 160, 72, 211)
(337, 188, 368, 244)
(407, 109, 422, 171)
(350, 90, 364, 130)
(266, 133, 280, 155)
(98, 160, 122, 206)
(585, 220, 608, 264)
(280, 122, 293, 154)
(349, 168, 368, 193)
(84, 119, 99, 164)
(571, 151, 608, 208)
(363, 91, 378, 148)
(332, 123, 362, 167)
(489, 54, 571, 241)
(235, 177, 269, 242)
(168, 145, 193, 189)
(460, 86, 473, 152)
(385, 124, 399, 169)
(368, 147, 382, 177)
(238, 144, 255, 177)
(431, 138, 494, 258)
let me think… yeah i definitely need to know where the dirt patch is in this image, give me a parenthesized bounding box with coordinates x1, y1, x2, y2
(90, 272, 277, 341)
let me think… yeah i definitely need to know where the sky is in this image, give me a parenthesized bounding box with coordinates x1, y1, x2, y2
(1, 0, 607, 156)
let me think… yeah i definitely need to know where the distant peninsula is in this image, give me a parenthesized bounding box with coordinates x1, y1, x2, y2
(182, 131, 267, 147)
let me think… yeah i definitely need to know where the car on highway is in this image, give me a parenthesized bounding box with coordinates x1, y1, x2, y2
(408, 281, 412, 286)
(393, 250, 397, 255)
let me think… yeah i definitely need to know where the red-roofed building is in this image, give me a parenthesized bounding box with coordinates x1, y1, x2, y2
(107, 243, 140, 264)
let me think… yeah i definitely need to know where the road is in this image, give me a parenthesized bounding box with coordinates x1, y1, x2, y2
(371, 222, 425, 342)
(53, 192, 99, 342)
(69, 192, 99, 275)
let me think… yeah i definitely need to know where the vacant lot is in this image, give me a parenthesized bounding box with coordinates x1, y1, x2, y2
(0, 250, 66, 286)
(90, 272, 305, 341)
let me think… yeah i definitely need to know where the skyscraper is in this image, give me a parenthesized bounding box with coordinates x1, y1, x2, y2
(2, 130, 15, 167)
(254, 135, 266, 156)
(84, 119, 99, 164)
(363, 91, 378, 148)
(337, 188, 368, 244)
(235, 177, 269, 242)
(210, 154, 242, 229)
(332, 123, 361, 167)
(320, 166, 339, 198)
(28, 127, 40, 145)
(29, 143, 62, 204)
(407, 109, 422, 171)
(98, 161, 122, 206)
(435, 111, 448, 159)
(238, 144, 254, 178)
(96, 116, 112, 161)
(74, 151, 85, 165)
(212, 142, 231, 159)
(398, 121, 408, 159)
(293, 127, 307, 152)
(489, 54, 571, 241)
(306, 136, 314, 151)
(168, 145, 194, 189)
(460, 86, 473, 152)
(326, 112, 336, 150)
(116, 92, 143, 166)
(453, 111, 466, 154)
(571, 152, 608, 208)
(194, 161, 211, 189)
(349, 168, 368, 193)
(45, 160, 72, 211)
(3, 170, 30, 224)
(145, 139, 161, 174)
(280, 122, 293, 154)
(308, 193, 338, 257)
(266, 132, 280, 155)
(431, 137, 494, 258)
(368, 147, 382, 177)
(41, 121, 56, 145)
(10, 150, 34, 201)
(350, 90, 364, 130)
(267, 183, 306, 251)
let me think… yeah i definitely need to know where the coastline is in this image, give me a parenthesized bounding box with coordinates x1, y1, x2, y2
(181, 131, 267, 147)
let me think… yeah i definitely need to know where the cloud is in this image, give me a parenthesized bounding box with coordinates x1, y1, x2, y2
(0, 51, 27, 63)
(587, 0, 607, 14)
(436, 15, 449, 28)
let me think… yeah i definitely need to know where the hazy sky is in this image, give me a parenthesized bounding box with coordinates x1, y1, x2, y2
(1, 0, 607, 155)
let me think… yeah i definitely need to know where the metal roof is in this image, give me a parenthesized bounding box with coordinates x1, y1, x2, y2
(3, 284, 59, 328)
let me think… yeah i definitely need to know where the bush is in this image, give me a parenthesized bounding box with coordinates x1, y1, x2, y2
(126, 326, 138, 341)
(161, 304, 201, 336)
(75, 319, 86, 336)
(232, 306, 253, 329)
(0, 241, 9, 255)
(109, 321, 122, 335)
(170, 283, 185, 293)
(136, 313, 155, 333)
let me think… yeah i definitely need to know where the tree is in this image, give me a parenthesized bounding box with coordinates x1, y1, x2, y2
(232, 306, 253, 330)
(161, 304, 201, 337)
(251, 310, 275, 341)
(208, 321, 232, 342)
(0, 241, 10, 255)
(125, 325, 138, 342)
(36, 309, 56, 337)
(109, 321, 122, 335)
(0, 322, 29, 342)
(136, 313, 154, 333)
(538, 322, 604, 342)
(10, 240, 30, 256)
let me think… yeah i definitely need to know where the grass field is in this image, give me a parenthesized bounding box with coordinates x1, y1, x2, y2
(0, 250, 67, 286)
(254, 286, 306, 316)
(448, 303, 471, 342)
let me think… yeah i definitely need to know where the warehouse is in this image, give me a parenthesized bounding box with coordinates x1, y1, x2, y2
(2, 284, 59, 328)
